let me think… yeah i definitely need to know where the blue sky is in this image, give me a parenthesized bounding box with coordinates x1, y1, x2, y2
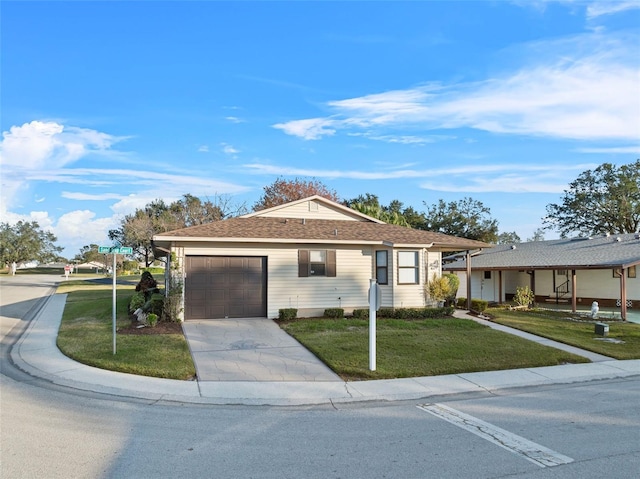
(1, 1, 639, 259)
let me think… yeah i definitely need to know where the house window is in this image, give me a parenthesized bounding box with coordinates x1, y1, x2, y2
(629, 266, 637, 279)
(556, 269, 567, 276)
(397, 251, 419, 284)
(483, 271, 492, 280)
(298, 250, 336, 277)
(376, 250, 388, 285)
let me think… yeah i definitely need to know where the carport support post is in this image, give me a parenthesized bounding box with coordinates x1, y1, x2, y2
(369, 279, 379, 371)
(466, 251, 472, 311)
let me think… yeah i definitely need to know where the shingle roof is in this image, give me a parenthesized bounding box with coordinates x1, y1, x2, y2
(444, 233, 640, 271)
(153, 216, 490, 251)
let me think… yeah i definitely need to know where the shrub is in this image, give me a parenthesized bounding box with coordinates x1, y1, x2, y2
(129, 292, 146, 313)
(426, 273, 452, 305)
(443, 273, 460, 306)
(278, 308, 297, 321)
(456, 297, 489, 312)
(149, 293, 165, 316)
(352, 309, 369, 319)
(147, 313, 158, 327)
(514, 286, 535, 308)
(324, 308, 344, 319)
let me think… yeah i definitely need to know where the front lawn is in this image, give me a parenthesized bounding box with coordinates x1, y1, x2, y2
(487, 308, 640, 360)
(280, 317, 589, 380)
(57, 280, 196, 380)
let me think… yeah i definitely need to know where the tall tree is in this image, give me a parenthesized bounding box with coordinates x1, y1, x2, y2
(527, 228, 545, 242)
(73, 244, 103, 264)
(0, 221, 63, 265)
(544, 160, 640, 237)
(422, 197, 499, 243)
(497, 231, 521, 244)
(253, 177, 339, 211)
(344, 194, 411, 226)
(109, 194, 244, 266)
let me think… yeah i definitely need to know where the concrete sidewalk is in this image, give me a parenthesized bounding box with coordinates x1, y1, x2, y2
(9, 293, 640, 406)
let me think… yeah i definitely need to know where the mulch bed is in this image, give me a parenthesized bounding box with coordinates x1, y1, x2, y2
(118, 321, 184, 335)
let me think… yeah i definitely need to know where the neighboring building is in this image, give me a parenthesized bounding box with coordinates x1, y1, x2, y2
(444, 234, 640, 320)
(152, 196, 489, 320)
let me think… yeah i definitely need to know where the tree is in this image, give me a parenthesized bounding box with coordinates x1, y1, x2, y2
(422, 197, 499, 243)
(0, 221, 63, 265)
(253, 177, 339, 211)
(109, 194, 245, 266)
(497, 231, 521, 244)
(544, 160, 640, 237)
(73, 244, 103, 264)
(527, 228, 545, 242)
(344, 194, 411, 226)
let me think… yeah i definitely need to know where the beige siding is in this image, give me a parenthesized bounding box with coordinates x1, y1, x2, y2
(172, 242, 446, 318)
(179, 242, 374, 318)
(257, 199, 364, 221)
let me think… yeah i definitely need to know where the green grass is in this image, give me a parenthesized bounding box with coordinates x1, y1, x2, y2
(487, 308, 640, 360)
(280, 317, 589, 380)
(57, 281, 195, 380)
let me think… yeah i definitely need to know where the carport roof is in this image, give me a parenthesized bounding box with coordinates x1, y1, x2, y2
(444, 233, 640, 271)
(153, 216, 491, 252)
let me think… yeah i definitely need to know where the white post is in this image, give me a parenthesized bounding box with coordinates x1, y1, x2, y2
(112, 253, 117, 355)
(369, 279, 377, 371)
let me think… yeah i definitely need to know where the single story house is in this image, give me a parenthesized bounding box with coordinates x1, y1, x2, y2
(152, 195, 489, 320)
(443, 234, 640, 320)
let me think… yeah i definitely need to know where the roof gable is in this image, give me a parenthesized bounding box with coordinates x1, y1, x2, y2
(242, 195, 384, 223)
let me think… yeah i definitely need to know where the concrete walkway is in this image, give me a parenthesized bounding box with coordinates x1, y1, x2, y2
(9, 293, 640, 406)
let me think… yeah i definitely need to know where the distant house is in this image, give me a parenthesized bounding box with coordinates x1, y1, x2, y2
(443, 234, 640, 320)
(152, 196, 489, 320)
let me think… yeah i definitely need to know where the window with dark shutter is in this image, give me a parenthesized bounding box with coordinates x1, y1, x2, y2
(298, 249, 336, 277)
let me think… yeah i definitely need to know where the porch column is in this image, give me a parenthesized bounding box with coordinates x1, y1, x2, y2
(498, 270, 503, 304)
(466, 251, 472, 310)
(620, 268, 627, 321)
(571, 269, 577, 313)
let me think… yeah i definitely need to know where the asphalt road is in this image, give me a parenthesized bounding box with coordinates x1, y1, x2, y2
(2, 275, 639, 479)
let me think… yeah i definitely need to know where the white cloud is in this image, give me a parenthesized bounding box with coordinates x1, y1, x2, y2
(61, 192, 125, 201)
(586, 1, 640, 18)
(198, 145, 210, 152)
(221, 143, 240, 155)
(273, 31, 639, 143)
(0, 121, 130, 210)
(225, 116, 245, 123)
(55, 210, 118, 256)
(242, 161, 596, 192)
(273, 118, 338, 140)
(575, 146, 640, 154)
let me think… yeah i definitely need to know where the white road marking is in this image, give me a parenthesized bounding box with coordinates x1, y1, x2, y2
(417, 403, 574, 468)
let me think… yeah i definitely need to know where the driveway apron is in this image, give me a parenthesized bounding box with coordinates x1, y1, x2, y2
(182, 319, 342, 382)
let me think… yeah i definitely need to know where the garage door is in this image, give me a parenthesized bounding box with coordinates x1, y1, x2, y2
(185, 256, 266, 319)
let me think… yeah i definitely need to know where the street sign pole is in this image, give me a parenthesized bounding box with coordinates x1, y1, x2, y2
(368, 279, 381, 371)
(99, 246, 133, 355)
(112, 252, 117, 355)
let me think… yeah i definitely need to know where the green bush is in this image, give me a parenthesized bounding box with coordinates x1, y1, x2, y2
(324, 308, 344, 319)
(456, 298, 488, 312)
(147, 313, 158, 327)
(278, 308, 297, 321)
(514, 285, 535, 308)
(352, 309, 369, 319)
(443, 273, 460, 305)
(129, 292, 146, 312)
(471, 299, 488, 312)
(149, 293, 165, 316)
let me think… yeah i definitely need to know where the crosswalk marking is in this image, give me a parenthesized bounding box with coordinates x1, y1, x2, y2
(417, 403, 574, 468)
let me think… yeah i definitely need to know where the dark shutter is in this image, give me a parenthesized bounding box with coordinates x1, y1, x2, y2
(326, 250, 336, 277)
(298, 250, 309, 277)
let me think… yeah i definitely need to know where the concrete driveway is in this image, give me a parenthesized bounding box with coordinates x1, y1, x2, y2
(181, 319, 342, 382)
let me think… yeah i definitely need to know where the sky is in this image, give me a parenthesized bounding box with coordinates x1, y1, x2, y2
(1, 0, 639, 259)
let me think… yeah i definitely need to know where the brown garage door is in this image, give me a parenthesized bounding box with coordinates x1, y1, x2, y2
(185, 256, 266, 319)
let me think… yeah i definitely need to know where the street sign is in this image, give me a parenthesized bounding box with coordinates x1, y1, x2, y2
(99, 246, 133, 254)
